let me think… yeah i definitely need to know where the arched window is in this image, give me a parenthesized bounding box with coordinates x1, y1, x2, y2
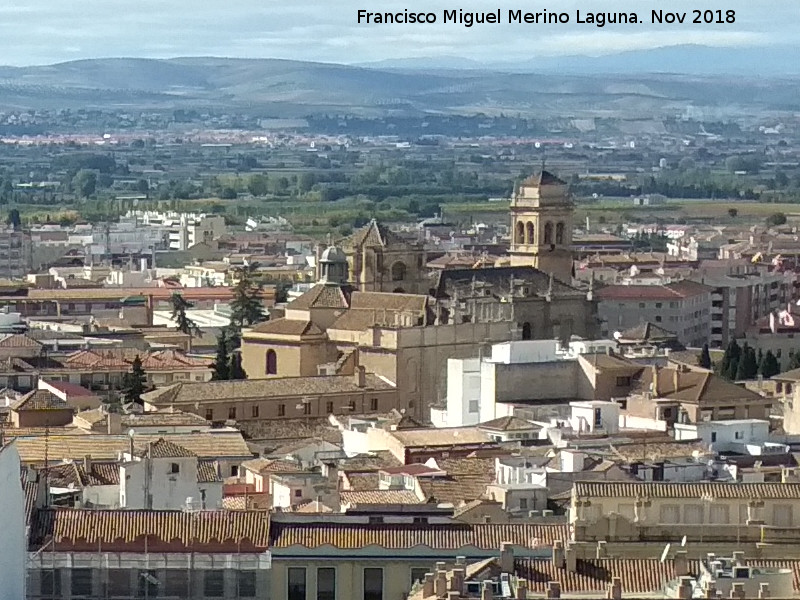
(556, 222, 565, 245)
(515, 222, 525, 244)
(525, 222, 535, 245)
(266, 350, 277, 375)
(521, 322, 532, 340)
(391, 261, 407, 282)
(544, 222, 554, 245)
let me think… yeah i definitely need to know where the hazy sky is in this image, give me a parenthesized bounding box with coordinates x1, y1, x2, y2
(0, 0, 795, 65)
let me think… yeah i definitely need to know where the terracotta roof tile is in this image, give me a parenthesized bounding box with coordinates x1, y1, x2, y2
(287, 283, 353, 310)
(268, 520, 568, 550)
(340, 489, 422, 505)
(0, 334, 42, 349)
(575, 481, 800, 500)
(197, 460, 221, 483)
(248, 318, 325, 336)
(12, 390, 69, 411)
(139, 438, 196, 458)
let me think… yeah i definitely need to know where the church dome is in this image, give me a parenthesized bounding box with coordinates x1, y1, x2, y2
(320, 245, 347, 264)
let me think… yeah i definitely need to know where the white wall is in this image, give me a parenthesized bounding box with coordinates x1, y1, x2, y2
(675, 420, 770, 446)
(0, 445, 25, 600)
(444, 358, 481, 428)
(120, 455, 217, 509)
(569, 401, 620, 434)
(82, 484, 120, 508)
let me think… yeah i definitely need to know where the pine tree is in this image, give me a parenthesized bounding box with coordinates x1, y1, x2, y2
(229, 352, 247, 380)
(788, 350, 800, 371)
(170, 292, 202, 339)
(757, 348, 764, 373)
(698, 343, 712, 369)
(230, 264, 266, 329)
(121, 355, 147, 406)
(721, 339, 741, 380)
(211, 331, 231, 381)
(736, 345, 758, 380)
(761, 350, 780, 378)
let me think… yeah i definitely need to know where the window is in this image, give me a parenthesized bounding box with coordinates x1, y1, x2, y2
(594, 408, 602, 427)
(139, 570, 160, 598)
(288, 568, 306, 600)
(655, 316, 662, 323)
(684, 504, 704, 524)
(638, 302, 645, 308)
(252, 405, 259, 418)
(231, 465, 239, 477)
(655, 303, 662, 308)
(348, 400, 356, 411)
(709, 505, 730, 525)
(411, 569, 428, 586)
(521, 322, 532, 340)
(363, 568, 383, 600)
(317, 567, 336, 600)
(735, 431, 744, 440)
(370, 398, 378, 411)
(162, 571, 188, 598)
(266, 349, 278, 375)
(294, 489, 303, 497)
(326, 401, 334, 413)
(278, 404, 286, 417)
(169, 463, 180, 474)
(229, 407, 237, 420)
(543, 221, 553, 245)
(41, 570, 62, 598)
(205, 408, 213, 421)
(615, 376, 631, 387)
(468, 399, 479, 414)
(71, 568, 93, 596)
(391, 262, 407, 281)
(238, 572, 257, 598)
(711, 432, 717, 442)
(519, 498, 528, 510)
(515, 221, 525, 244)
(204, 571, 224, 598)
(774, 504, 794, 527)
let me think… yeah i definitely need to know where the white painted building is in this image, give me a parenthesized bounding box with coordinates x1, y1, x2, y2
(119, 438, 223, 510)
(674, 419, 788, 456)
(0, 443, 25, 600)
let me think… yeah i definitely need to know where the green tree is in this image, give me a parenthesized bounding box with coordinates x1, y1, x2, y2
(170, 293, 202, 339)
(229, 352, 247, 380)
(719, 338, 741, 380)
(73, 169, 98, 198)
(247, 174, 270, 196)
(121, 355, 147, 406)
(766, 212, 787, 227)
(6, 208, 21, 230)
(727, 208, 738, 218)
(698, 343, 712, 369)
(230, 264, 266, 329)
(761, 350, 780, 378)
(735, 344, 758, 380)
(787, 351, 800, 372)
(211, 331, 231, 381)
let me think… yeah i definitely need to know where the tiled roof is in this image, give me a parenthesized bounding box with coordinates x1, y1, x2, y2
(635, 366, 764, 405)
(42, 380, 96, 397)
(390, 427, 493, 448)
(292, 500, 334, 513)
(45, 461, 120, 487)
(350, 291, 428, 314)
(11, 390, 69, 411)
(618, 322, 678, 342)
(0, 334, 42, 348)
(139, 438, 196, 458)
(123, 411, 209, 428)
(520, 170, 567, 187)
(609, 440, 709, 463)
(247, 318, 325, 337)
(435, 266, 583, 300)
(342, 219, 406, 249)
(418, 456, 496, 505)
(30, 508, 270, 550)
(574, 481, 800, 500)
(63, 349, 211, 372)
(240, 457, 304, 475)
(13, 432, 252, 464)
(479, 416, 539, 432)
(343, 472, 380, 491)
(143, 374, 394, 405)
(286, 283, 352, 310)
(596, 280, 711, 301)
(268, 520, 568, 550)
(340, 489, 422, 505)
(197, 460, 221, 483)
(23, 480, 39, 525)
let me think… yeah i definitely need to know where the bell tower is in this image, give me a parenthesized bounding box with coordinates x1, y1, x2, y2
(508, 170, 574, 282)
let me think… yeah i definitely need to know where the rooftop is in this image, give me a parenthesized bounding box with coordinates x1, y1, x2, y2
(574, 481, 800, 500)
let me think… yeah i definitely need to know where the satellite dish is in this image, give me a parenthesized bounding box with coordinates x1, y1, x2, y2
(613, 331, 622, 340)
(660, 543, 671, 563)
(681, 536, 687, 547)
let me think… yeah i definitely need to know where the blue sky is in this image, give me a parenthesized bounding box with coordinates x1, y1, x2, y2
(0, 0, 795, 65)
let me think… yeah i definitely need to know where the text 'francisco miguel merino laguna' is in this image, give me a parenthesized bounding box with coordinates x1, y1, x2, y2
(357, 9, 737, 26)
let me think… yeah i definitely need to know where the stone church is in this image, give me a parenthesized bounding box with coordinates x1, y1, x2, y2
(241, 170, 598, 418)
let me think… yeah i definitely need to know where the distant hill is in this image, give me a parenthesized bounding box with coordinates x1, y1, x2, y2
(0, 51, 797, 116)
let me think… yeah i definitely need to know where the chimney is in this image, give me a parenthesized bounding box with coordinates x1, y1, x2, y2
(515, 580, 527, 600)
(730, 582, 745, 599)
(674, 551, 689, 576)
(546, 582, 561, 599)
(450, 568, 465, 594)
(455, 556, 466, 567)
(447, 592, 460, 600)
(565, 545, 577, 572)
(500, 542, 514, 573)
(731, 551, 745, 566)
(673, 368, 679, 391)
(355, 365, 366, 388)
(607, 577, 622, 600)
(422, 573, 435, 598)
(596, 541, 608, 559)
(435, 566, 447, 597)
(552, 540, 565, 568)
(83, 455, 92, 473)
(702, 580, 716, 599)
(481, 581, 493, 600)
(758, 582, 770, 599)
